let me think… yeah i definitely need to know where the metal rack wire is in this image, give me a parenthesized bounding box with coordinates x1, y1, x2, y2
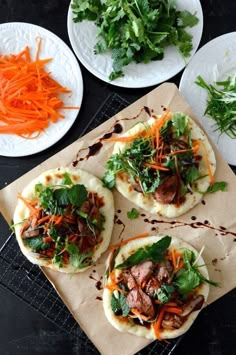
(0, 93, 179, 355)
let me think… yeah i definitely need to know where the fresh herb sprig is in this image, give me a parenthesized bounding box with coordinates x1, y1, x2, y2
(174, 250, 219, 295)
(115, 235, 171, 269)
(71, 0, 199, 80)
(195, 75, 236, 138)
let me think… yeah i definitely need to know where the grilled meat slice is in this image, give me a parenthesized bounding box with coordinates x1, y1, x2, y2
(130, 260, 154, 286)
(162, 313, 184, 329)
(154, 175, 178, 204)
(126, 287, 155, 318)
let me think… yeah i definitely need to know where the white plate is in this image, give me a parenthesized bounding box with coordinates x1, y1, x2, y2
(67, 0, 203, 88)
(0, 22, 83, 157)
(179, 32, 236, 166)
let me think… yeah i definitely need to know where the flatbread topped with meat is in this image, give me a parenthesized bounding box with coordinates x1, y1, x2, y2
(103, 111, 217, 218)
(103, 235, 217, 340)
(13, 167, 114, 273)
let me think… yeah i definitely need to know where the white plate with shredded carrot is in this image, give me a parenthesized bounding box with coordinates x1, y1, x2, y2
(0, 22, 83, 157)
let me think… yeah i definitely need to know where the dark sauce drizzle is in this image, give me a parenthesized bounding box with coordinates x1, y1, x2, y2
(143, 217, 236, 237)
(72, 106, 155, 167)
(114, 214, 126, 240)
(89, 273, 103, 291)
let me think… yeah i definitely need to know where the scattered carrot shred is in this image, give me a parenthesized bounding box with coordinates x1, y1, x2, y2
(163, 306, 183, 315)
(144, 163, 170, 171)
(109, 232, 149, 250)
(0, 37, 79, 138)
(153, 307, 166, 340)
(202, 141, 215, 185)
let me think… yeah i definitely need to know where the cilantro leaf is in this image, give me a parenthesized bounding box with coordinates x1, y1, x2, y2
(116, 236, 171, 269)
(66, 242, 93, 269)
(102, 170, 116, 189)
(174, 267, 201, 295)
(127, 208, 139, 219)
(174, 250, 219, 295)
(156, 284, 175, 304)
(71, 0, 199, 79)
(177, 10, 199, 28)
(62, 172, 74, 186)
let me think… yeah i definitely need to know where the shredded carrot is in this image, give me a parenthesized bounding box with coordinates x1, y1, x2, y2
(104, 110, 171, 144)
(163, 306, 183, 315)
(37, 215, 51, 225)
(17, 193, 38, 213)
(105, 284, 124, 293)
(43, 236, 53, 243)
(0, 38, 79, 138)
(153, 307, 166, 340)
(103, 132, 141, 143)
(144, 163, 170, 171)
(202, 142, 215, 185)
(109, 232, 149, 250)
(167, 144, 200, 157)
(130, 308, 151, 321)
(105, 270, 124, 293)
(171, 248, 177, 269)
(54, 215, 63, 225)
(68, 234, 78, 243)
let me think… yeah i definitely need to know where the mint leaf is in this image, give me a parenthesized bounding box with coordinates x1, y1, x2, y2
(67, 184, 88, 207)
(23, 236, 50, 252)
(111, 291, 130, 316)
(116, 236, 171, 269)
(207, 181, 227, 193)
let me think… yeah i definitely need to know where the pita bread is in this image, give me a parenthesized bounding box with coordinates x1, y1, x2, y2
(13, 167, 114, 273)
(103, 235, 210, 340)
(105, 112, 216, 218)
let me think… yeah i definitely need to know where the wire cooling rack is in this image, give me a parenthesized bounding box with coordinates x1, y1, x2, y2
(0, 93, 180, 355)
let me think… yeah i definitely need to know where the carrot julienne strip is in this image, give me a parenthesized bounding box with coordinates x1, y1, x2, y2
(153, 307, 166, 340)
(109, 232, 149, 250)
(0, 38, 79, 138)
(144, 163, 170, 171)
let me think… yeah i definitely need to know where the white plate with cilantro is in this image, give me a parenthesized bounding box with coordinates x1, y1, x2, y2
(179, 32, 236, 166)
(67, 0, 203, 88)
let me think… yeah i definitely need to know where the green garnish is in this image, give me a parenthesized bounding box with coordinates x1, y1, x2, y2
(174, 250, 219, 295)
(23, 236, 50, 252)
(71, 0, 199, 80)
(115, 235, 171, 269)
(35, 183, 87, 215)
(207, 181, 227, 193)
(195, 75, 236, 138)
(156, 284, 175, 304)
(111, 291, 130, 316)
(66, 240, 93, 269)
(127, 207, 139, 219)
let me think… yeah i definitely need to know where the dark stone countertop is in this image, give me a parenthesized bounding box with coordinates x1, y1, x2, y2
(0, 1, 236, 354)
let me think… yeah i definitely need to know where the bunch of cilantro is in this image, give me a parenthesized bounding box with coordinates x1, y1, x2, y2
(71, 0, 199, 80)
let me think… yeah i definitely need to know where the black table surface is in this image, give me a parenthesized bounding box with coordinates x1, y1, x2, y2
(1, 1, 236, 354)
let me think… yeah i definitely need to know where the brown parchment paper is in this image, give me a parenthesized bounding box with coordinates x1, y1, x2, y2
(1, 83, 236, 355)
